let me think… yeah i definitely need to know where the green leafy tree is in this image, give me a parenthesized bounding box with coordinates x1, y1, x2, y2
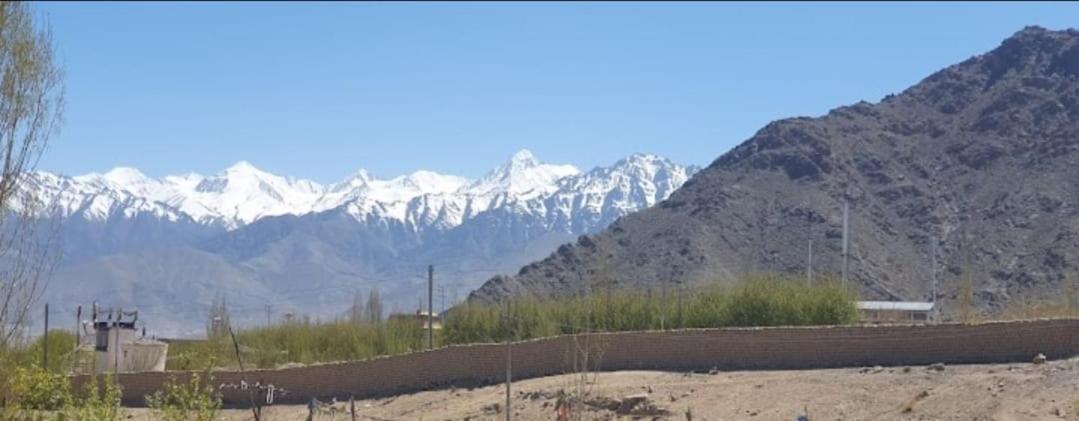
(0, 0, 66, 350)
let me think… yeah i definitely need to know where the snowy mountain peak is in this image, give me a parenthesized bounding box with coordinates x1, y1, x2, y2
(330, 169, 374, 193)
(103, 167, 151, 185)
(469, 150, 580, 197)
(508, 149, 539, 167)
(225, 160, 261, 174)
(622, 152, 665, 163)
(31, 152, 694, 232)
(350, 169, 374, 182)
(609, 153, 680, 176)
(401, 170, 468, 193)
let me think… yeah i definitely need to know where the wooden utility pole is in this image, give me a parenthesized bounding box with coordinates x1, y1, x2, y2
(660, 286, 666, 330)
(931, 234, 939, 323)
(75, 305, 81, 348)
(504, 299, 512, 421)
(42, 303, 49, 371)
(841, 201, 850, 285)
(228, 325, 261, 421)
(428, 265, 434, 350)
(807, 205, 814, 285)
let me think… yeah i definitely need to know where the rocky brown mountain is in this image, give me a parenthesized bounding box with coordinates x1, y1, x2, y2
(470, 26, 1079, 314)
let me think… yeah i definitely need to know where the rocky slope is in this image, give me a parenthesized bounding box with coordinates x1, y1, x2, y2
(470, 26, 1079, 314)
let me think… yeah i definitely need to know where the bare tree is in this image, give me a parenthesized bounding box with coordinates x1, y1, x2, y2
(206, 293, 231, 339)
(0, 2, 65, 348)
(349, 290, 366, 324)
(365, 288, 383, 323)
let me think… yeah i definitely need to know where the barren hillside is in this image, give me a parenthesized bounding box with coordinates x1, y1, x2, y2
(471, 26, 1079, 314)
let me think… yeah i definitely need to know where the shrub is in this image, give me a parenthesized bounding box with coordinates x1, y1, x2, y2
(443, 274, 858, 344)
(167, 339, 224, 371)
(1, 365, 72, 411)
(145, 371, 221, 421)
(62, 375, 125, 421)
(0, 365, 124, 421)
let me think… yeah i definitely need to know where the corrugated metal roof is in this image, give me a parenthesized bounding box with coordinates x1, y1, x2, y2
(856, 301, 934, 311)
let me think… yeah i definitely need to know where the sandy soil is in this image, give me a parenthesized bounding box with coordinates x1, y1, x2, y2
(129, 357, 1079, 420)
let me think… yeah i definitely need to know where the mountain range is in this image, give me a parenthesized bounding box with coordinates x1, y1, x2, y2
(25, 150, 697, 335)
(469, 26, 1079, 318)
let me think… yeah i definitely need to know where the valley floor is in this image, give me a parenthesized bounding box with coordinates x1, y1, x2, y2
(125, 356, 1079, 420)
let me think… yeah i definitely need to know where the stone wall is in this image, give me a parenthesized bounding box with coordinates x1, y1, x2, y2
(71, 319, 1079, 407)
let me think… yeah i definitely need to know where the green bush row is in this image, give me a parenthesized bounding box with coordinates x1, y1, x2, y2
(443, 275, 858, 343)
(164, 275, 856, 370)
(166, 316, 432, 370)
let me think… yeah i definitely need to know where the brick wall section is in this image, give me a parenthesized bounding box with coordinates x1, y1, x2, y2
(71, 319, 1079, 407)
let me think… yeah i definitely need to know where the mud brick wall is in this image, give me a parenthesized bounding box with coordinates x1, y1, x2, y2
(70, 319, 1079, 407)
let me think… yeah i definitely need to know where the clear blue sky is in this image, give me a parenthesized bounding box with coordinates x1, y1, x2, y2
(31, 2, 1079, 182)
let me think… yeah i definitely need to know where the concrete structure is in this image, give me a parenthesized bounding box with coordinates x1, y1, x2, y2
(857, 301, 934, 323)
(79, 306, 168, 374)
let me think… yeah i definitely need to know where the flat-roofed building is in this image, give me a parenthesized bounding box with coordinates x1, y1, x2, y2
(857, 301, 934, 323)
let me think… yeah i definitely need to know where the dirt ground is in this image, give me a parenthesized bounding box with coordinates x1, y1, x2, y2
(129, 357, 1079, 420)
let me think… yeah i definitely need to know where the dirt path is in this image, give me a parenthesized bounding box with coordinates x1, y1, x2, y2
(130, 357, 1079, 420)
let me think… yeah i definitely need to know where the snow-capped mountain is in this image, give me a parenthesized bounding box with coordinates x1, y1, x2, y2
(30, 150, 697, 336)
(465, 149, 580, 197)
(29, 150, 694, 233)
(56, 162, 328, 229)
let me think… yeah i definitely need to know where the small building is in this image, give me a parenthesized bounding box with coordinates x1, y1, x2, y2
(857, 301, 934, 323)
(76, 305, 168, 374)
(388, 309, 442, 330)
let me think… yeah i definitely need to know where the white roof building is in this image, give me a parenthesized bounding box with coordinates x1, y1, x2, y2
(856, 301, 935, 312)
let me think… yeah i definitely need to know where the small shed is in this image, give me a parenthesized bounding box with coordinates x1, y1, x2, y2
(857, 301, 934, 323)
(76, 305, 168, 374)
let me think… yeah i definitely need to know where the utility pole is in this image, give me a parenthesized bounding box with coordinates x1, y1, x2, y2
(841, 200, 850, 285)
(504, 299, 512, 421)
(807, 204, 814, 286)
(227, 325, 261, 421)
(930, 234, 939, 323)
(265, 304, 272, 326)
(43, 303, 49, 371)
(660, 286, 667, 330)
(75, 305, 81, 348)
(428, 265, 434, 350)
(113, 308, 120, 374)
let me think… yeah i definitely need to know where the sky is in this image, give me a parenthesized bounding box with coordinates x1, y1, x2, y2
(30, 2, 1079, 182)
